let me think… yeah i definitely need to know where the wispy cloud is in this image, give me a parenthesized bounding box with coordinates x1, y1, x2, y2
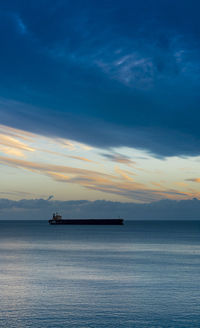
(0, 130, 35, 158)
(0, 146, 25, 157)
(0, 3, 200, 157)
(0, 155, 197, 202)
(68, 155, 97, 163)
(115, 166, 135, 182)
(101, 153, 135, 166)
(15, 14, 28, 35)
(0, 134, 35, 152)
(186, 178, 200, 183)
(57, 138, 93, 152)
(0, 124, 95, 162)
(0, 124, 35, 141)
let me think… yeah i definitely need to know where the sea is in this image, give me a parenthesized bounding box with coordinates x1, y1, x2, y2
(0, 220, 200, 328)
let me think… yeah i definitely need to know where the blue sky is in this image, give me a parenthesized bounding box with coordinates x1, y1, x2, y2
(0, 1, 200, 208)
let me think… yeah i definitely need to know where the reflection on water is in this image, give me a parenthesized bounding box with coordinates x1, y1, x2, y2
(0, 220, 200, 328)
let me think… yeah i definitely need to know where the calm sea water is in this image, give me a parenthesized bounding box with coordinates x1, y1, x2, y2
(0, 220, 200, 328)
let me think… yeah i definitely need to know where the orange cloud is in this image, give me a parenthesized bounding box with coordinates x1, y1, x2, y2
(186, 178, 200, 183)
(175, 181, 188, 187)
(115, 166, 135, 182)
(0, 134, 35, 152)
(69, 155, 97, 163)
(0, 146, 25, 157)
(0, 124, 35, 141)
(0, 155, 197, 202)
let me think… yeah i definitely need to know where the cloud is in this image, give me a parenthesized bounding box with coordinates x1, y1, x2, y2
(0, 1, 200, 156)
(0, 133, 35, 152)
(0, 123, 96, 163)
(1, 197, 200, 220)
(0, 146, 25, 157)
(0, 191, 37, 197)
(115, 166, 135, 182)
(15, 14, 28, 35)
(68, 155, 96, 163)
(101, 153, 135, 165)
(0, 124, 34, 141)
(47, 195, 54, 201)
(0, 124, 36, 157)
(0, 155, 198, 202)
(186, 178, 200, 183)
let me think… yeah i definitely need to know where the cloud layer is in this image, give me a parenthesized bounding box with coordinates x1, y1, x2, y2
(0, 1, 200, 156)
(1, 124, 200, 203)
(0, 155, 189, 203)
(1, 198, 200, 220)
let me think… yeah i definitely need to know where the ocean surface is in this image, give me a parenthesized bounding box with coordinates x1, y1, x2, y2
(0, 220, 200, 328)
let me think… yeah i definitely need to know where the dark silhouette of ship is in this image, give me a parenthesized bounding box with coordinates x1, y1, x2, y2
(49, 213, 124, 225)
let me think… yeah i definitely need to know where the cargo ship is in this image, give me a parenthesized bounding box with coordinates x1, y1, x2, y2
(49, 213, 124, 225)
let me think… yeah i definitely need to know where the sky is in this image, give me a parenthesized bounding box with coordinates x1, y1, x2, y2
(0, 0, 200, 217)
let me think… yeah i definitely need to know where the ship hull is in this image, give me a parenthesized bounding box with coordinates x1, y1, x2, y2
(49, 219, 123, 225)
